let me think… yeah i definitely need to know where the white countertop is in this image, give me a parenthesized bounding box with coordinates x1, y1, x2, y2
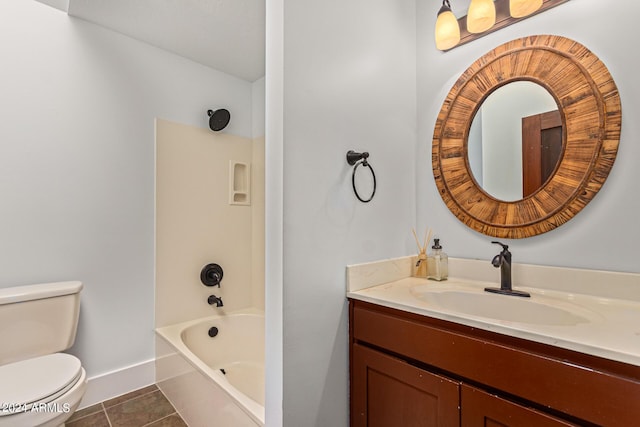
(347, 257, 640, 367)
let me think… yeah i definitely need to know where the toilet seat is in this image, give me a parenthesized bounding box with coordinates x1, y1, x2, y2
(0, 353, 82, 415)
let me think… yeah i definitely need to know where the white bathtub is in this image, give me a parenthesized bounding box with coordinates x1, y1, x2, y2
(155, 309, 265, 426)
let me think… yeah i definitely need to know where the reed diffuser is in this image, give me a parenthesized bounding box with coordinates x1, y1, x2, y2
(412, 227, 432, 278)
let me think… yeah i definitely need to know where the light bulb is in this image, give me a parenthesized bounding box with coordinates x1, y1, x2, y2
(435, 0, 460, 51)
(467, 0, 496, 34)
(510, 0, 543, 18)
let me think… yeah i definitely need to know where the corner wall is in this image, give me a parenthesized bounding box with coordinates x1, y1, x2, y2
(270, 0, 418, 425)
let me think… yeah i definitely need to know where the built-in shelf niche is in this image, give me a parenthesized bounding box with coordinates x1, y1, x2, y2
(229, 161, 251, 205)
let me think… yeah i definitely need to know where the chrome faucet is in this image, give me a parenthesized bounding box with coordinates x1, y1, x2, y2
(484, 241, 530, 298)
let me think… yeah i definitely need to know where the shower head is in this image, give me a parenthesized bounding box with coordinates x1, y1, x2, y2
(207, 108, 231, 131)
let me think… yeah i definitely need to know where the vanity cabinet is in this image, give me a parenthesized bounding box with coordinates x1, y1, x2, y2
(349, 299, 640, 426)
(352, 343, 460, 426)
(460, 385, 573, 426)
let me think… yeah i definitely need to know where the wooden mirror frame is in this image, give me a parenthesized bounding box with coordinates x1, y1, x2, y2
(432, 35, 621, 238)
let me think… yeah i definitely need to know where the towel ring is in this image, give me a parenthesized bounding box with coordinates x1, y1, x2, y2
(346, 150, 376, 203)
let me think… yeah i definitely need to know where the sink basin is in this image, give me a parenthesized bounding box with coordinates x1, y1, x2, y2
(410, 283, 596, 326)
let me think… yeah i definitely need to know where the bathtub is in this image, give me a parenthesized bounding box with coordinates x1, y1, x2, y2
(155, 309, 265, 426)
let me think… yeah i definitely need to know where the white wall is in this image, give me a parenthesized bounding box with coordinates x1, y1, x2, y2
(417, 0, 640, 273)
(0, 0, 253, 390)
(264, 0, 284, 424)
(269, 0, 417, 425)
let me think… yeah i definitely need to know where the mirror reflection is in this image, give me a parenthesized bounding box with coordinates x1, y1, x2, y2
(468, 81, 562, 201)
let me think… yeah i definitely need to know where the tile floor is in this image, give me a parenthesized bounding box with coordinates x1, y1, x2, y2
(66, 384, 187, 427)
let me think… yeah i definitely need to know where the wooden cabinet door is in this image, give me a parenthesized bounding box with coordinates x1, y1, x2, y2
(461, 385, 576, 427)
(351, 343, 460, 427)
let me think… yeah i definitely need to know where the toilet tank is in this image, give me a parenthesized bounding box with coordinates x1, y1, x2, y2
(0, 281, 83, 366)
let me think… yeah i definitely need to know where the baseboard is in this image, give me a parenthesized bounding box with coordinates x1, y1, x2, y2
(78, 358, 156, 409)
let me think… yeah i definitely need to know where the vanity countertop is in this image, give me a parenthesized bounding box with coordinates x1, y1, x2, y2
(347, 257, 640, 367)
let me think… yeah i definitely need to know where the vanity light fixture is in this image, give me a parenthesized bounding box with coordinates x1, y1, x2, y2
(436, 0, 570, 51)
(467, 0, 496, 33)
(435, 0, 461, 51)
(510, 0, 543, 17)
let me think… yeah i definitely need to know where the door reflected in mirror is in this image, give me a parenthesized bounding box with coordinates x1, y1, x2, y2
(468, 81, 563, 201)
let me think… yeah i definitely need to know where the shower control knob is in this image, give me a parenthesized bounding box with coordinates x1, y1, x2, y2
(201, 263, 224, 287)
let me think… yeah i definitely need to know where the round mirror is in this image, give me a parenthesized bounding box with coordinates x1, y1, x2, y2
(468, 81, 562, 201)
(432, 35, 621, 238)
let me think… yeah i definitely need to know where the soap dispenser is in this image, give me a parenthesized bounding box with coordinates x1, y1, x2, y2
(427, 238, 448, 281)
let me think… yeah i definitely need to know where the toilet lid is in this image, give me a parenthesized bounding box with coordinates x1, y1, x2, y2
(0, 353, 82, 414)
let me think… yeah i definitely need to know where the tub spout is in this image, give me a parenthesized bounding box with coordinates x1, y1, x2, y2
(208, 295, 224, 307)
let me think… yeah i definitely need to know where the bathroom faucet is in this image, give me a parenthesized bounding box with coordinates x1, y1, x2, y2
(208, 295, 224, 307)
(484, 241, 530, 298)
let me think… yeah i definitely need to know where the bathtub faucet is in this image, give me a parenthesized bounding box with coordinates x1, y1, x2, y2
(208, 294, 224, 307)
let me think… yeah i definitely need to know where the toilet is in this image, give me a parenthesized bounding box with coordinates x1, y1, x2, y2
(0, 281, 87, 427)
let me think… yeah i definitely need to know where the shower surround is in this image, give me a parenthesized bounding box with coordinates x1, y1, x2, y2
(154, 118, 265, 426)
(154, 118, 264, 325)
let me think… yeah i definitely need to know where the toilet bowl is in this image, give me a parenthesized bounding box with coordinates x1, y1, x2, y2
(0, 281, 86, 427)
